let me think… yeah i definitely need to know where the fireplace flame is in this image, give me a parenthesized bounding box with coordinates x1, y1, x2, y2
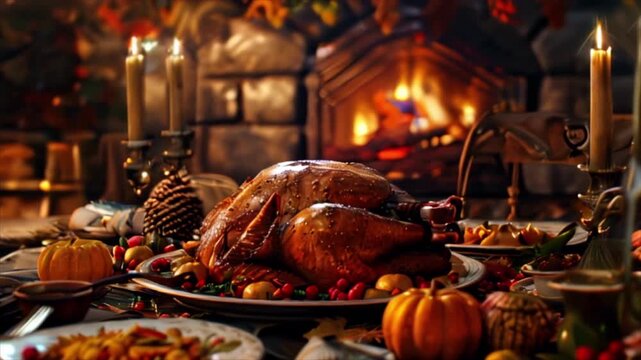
(394, 82, 410, 101)
(461, 103, 476, 127)
(352, 111, 377, 145)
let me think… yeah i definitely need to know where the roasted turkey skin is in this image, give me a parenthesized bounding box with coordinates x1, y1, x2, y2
(196, 160, 451, 288)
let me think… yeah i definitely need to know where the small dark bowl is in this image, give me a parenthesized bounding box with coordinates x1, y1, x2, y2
(13, 280, 93, 324)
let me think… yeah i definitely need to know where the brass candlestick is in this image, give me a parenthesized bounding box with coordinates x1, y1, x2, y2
(578, 164, 626, 211)
(122, 140, 152, 196)
(160, 129, 194, 175)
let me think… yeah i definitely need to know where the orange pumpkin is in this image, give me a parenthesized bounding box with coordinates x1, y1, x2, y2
(38, 239, 113, 281)
(382, 286, 483, 360)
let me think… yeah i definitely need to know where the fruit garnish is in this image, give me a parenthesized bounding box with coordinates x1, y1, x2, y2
(242, 281, 277, 299)
(375, 274, 413, 292)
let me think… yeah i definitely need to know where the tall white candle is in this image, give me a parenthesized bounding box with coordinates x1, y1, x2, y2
(126, 37, 145, 141)
(589, 21, 613, 170)
(166, 38, 184, 132)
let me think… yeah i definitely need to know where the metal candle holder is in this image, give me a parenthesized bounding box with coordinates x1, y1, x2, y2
(122, 140, 152, 196)
(160, 129, 194, 175)
(577, 164, 626, 211)
(122, 130, 194, 195)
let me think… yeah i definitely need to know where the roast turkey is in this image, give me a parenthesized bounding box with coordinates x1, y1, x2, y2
(197, 160, 452, 289)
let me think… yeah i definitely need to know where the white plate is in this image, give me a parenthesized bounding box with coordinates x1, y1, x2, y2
(447, 220, 587, 255)
(133, 250, 485, 318)
(0, 318, 264, 360)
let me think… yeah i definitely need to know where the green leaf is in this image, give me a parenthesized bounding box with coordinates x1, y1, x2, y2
(535, 226, 577, 258)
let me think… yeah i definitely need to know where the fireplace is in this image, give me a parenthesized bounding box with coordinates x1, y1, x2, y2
(194, 4, 543, 196)
(305, 14, 536, 195)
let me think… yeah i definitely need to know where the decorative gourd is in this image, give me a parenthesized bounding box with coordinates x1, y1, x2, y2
(38, 239, 113, 281)
(482, 292, 556, 355)
(382, 286, 483, 360)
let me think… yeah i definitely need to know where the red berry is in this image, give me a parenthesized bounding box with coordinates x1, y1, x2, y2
(347, 288, 363, 300)
(150, 258, 170, 272)
(127, 259, 140, 270)
(336, 292, 348, 301)
(418, 281, 430, 289)
(347, 282, 366, 300)
(159, 313, 171, 318)
(305, 285, 319, 300)
(281, 283, 295, 298)
(132, 301, 145, 311)
(448, 272, 460, 284)
(514, 272, 525, 281)
(181, 282, 193, 291)
(112, 246, 125, 260)
(234, 284, 246, 298)
(272, 288, 284, 300)
(336, 278, 349, 292)
(179, 312, 190, 318)
(598, 352, 615, 360)
(576, 345, 597, 360)
(328, 287, 339, 300)
(218, 293, 226, 297)
(607, 340, 625, 358)
(21, 346, 39, 360)
(351, 282, 366, 292)
(390, 288, 403, 296)
(195, 279, 206, 289)
(127, 235, 144, 248)
(163, 244, 177, 253)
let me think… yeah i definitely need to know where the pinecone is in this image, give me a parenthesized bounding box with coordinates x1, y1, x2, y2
(143, 173, 203, 240)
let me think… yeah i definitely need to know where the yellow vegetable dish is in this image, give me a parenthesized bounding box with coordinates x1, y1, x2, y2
(463, 223, 549, 246)
(38, 325, 240, 360)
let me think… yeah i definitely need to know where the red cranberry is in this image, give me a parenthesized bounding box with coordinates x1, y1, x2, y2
(127, 259, 140, 270)
(163, 244, 176, 253)
(132, 301, 145, 312)
(181, 282, 193, 291)
(305, 285, 319, 300)
(347, 282, 366, 300)
(336, 292, 348, 301)
(575, 345, 597, 360)
(336, 278, 349, 292)
(390, 288, 403, 296)
(127, 235, 144, 248)
(281, 283, 295, 298)
(112, 246, 125, 260)
(21, 346, 39, 360)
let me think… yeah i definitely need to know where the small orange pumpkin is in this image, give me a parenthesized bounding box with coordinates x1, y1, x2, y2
(38, 239, 113, 282)
(382, 285, 483, 360)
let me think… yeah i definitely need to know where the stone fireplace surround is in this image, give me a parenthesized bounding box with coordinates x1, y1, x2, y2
(190, 0, 635, 200)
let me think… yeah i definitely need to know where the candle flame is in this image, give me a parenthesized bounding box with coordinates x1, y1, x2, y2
(171, 38, 182, 56)
(129, 36, 140, 55)
(596, 21, 603, 50)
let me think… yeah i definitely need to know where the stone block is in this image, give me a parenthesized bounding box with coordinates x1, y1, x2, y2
(195, 124, 304, 182)
(242, 76, 298, 123)
(196, 79, 239, 122)
(198, 19, 305, 75)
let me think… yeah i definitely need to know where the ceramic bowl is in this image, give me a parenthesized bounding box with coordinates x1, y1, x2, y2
(13, 280, 93, 324)
(520, 263, 565, 298)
